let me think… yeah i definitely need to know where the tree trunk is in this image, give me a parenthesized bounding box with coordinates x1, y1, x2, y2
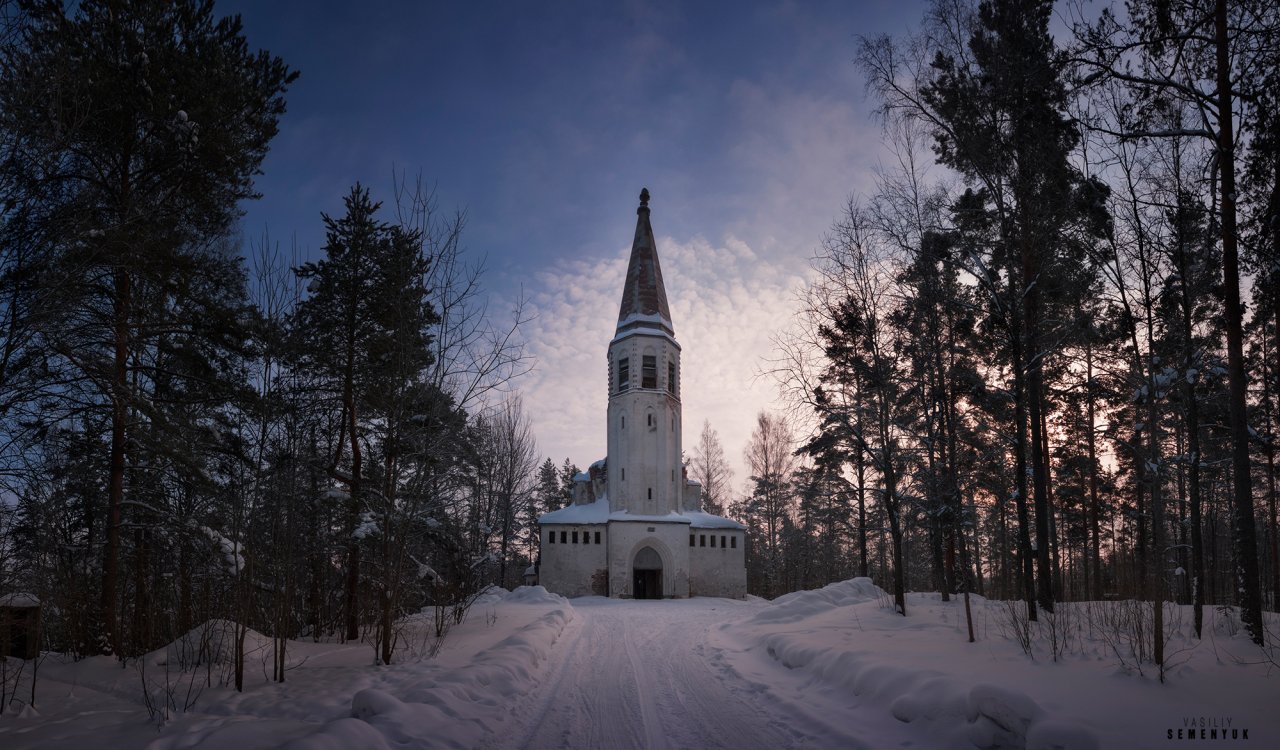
(1086, 343, 1104, 600)
(1215, 0, 1265, 646)
(100, 268, 131, 656)
(1146, 376, 1166, 677)
(1023, 249, 1054, 615)
(1011, 326, 1038, 621)
(1181, 247, 1207, 637)
(344, 383, 362, 642)
(855, 419, 869, 578)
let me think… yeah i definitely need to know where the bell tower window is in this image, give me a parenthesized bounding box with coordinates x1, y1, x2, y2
(618, 358, 630, 392)
(668, 362, 677, 394)
(642, 355, 657, 388)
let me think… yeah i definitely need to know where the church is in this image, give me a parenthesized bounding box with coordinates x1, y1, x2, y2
(537, 189, 747, 599)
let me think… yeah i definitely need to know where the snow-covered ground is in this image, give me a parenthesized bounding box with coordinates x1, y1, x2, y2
(715, 580, 1278, 748)
(1, 580, 1276, 749)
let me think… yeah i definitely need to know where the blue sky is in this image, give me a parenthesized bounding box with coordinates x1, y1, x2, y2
(223, 0, 928, 484)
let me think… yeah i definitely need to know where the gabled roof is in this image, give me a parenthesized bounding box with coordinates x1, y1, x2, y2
(616, 188, 674, 336)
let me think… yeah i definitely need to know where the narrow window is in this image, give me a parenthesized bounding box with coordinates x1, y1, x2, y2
(572, 531, 578, 544)
(671, 417, 674, 432)
(710, 535, 716, 548)
(731, 536, 737, 549)
(689, 534, 695, 547)
(700, 534, 706, 547)
(621, 416, 625, 429)
(647, 413, 653, 427)
(595, 531, 601, 544)
(618, 358, 630, 392)
(642, 355, 657, 388)
(560, 531, 567, 544)
(668, 362, 676, 394)
(671, 470, 674, 481)
(721, 535, 727, 548)
(647, 487, 652, 499)
(621, 468, 625, 481)
(549, 531, 556, 544)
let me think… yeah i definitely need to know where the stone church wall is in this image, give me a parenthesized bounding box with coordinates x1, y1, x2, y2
(606, 522, 691, 598)
(539, 525, 608, 598)
(688, 529, 747, 599)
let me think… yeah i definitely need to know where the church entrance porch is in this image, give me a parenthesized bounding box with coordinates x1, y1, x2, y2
(632, 546, 663, 599)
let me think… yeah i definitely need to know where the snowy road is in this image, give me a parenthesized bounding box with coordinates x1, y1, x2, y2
(494, 597, 913, 750)
(497, 597, 808, 750)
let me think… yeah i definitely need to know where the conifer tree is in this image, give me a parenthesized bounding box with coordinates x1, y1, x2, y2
(0, 0, 294, 655)
(293, 183, 436, 643)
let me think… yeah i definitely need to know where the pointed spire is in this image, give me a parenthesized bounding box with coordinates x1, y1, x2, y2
(617, 187, 673, 335)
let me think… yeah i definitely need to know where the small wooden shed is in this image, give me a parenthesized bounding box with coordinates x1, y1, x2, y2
(522, 565, 538, 587)
(0, 592, 41, 660)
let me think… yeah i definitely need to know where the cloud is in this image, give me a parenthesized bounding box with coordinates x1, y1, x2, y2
(720, 79, 881, 261)
(520, 234, 808, 494)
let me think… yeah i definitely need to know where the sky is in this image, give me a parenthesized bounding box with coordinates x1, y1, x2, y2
(222, 0, 929, 490)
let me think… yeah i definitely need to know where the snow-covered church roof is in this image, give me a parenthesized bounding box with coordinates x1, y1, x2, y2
(539, 496, 744, 530)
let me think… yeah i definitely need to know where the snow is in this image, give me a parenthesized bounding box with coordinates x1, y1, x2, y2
(537, 496, 743, 528)
(3, 580, 1277, 749)
(681, 510, 744, 529)
(0, 592, 40, 607)
(199, 526, 244, 575)
(717, 579, 1280, 749)
(614, 311, 673, 330)
(607, 509, 695, 524)
(0, 587, 576, 750)
(352, 514, 379, 539)
(610, 325, 680, 349)
(539, 497, 611, 524)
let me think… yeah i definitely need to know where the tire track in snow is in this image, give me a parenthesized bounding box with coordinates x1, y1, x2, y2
(617, 607, 667, 748)
(499, 598, 822, 750)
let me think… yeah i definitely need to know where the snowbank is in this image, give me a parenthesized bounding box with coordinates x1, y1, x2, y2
(744, 577, 882, 625)
(288, 594, 574, 749)
(503, 585, 565, 605)
(144, 619, 275, 670)
(715, 579, 1279, 749)
(719, 579, 1099, 748)
(1, 589, 576, 750)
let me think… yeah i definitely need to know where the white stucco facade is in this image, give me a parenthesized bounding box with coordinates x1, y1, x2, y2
(537, 189, 747, 599)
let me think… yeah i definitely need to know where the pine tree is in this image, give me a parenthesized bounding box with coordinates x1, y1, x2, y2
(535, 458, 562, 513)
(0, 0, 295, 655)
(1075, 0, 1271, 647)
(293, 183, 436, 644)
(559, 458, 580, 506)
(918, 0, 1104, 615)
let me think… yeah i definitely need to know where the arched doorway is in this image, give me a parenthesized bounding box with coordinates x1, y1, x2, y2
(632, 546, 663, 599)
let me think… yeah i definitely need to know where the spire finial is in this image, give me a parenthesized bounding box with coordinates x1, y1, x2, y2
(638, 187, 650, 213)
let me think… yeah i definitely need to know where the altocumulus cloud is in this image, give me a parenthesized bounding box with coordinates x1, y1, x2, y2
(521, 235, 808, 486)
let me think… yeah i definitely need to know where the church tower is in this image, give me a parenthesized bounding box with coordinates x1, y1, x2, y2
(606, 188, 683, 516)
(536, 188, 745, 600)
